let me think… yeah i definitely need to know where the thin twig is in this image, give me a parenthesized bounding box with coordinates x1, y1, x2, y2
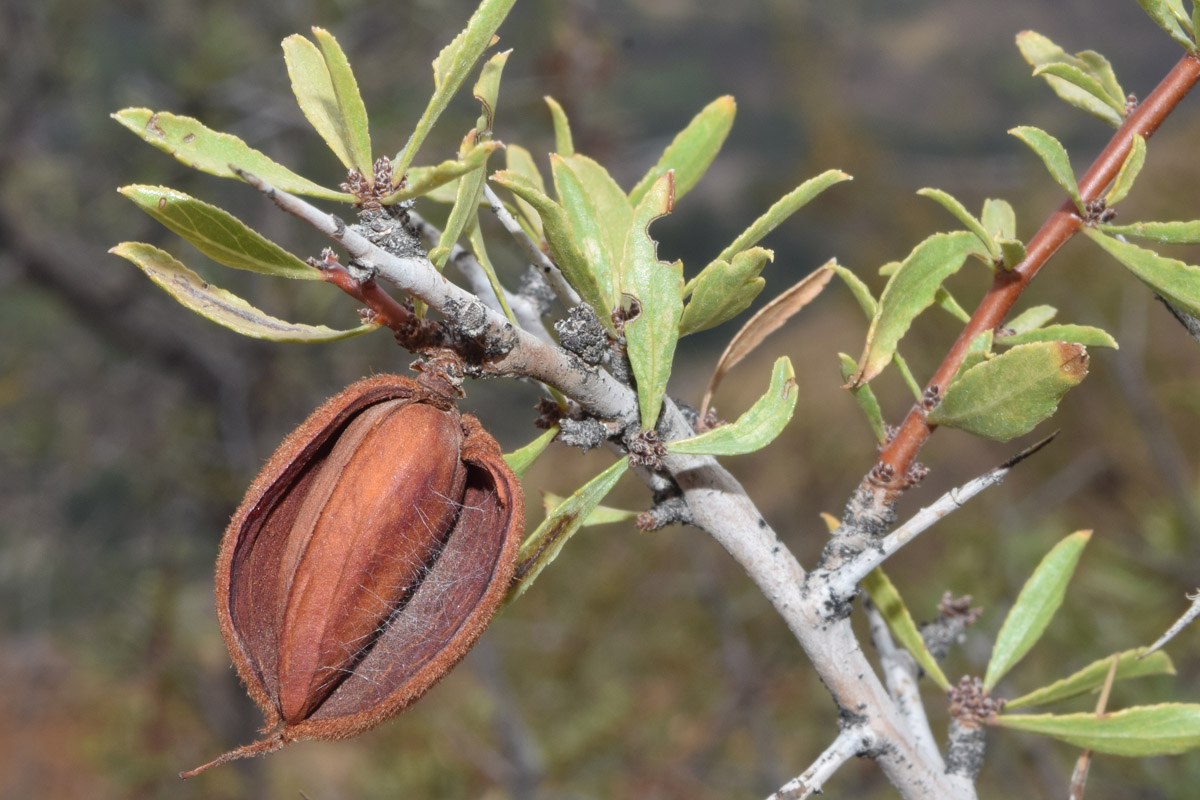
(1140, 589, 1200, 658)
(766, 727, 865, 800)
(870, 53, 1200, 500)
(833, 434, 1057, 595)
(482, 184, 581, 307)
(1068, 655, 1119, 800)
(865, 602, 943, 769)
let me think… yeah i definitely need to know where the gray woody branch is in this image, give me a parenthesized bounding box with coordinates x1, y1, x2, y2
(237, 170, 975, 800)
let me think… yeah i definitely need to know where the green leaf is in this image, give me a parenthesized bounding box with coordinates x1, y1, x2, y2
(997, 324, 1118, 350)
(668, 357, 796, 456)
(1006, 304, 1058, 334)
(384, 141, 501, 204)
(983, 530, 1092, 690)
(954, 329, 995, 380)
(112, 109, 351, 202)
(998, 237, 1027, 271)
(679, 248, 771, 335)
(1015, 32, 1125, 126)
(1005, 649, 1176, 710)
(473, 49, 511, 132)
(503, 426, 559, 478)
(431, 138, 491, 270)
(541, 492, 637, 526)
(118, 185, 316, 280)
(1105, 134, 1147, 206)
(848, 231, 981, 386)
(552, 154, 631, 315)
(544, 96, 575, 157)
(506, 457, 630, 604)
(1133, 0, 1196, 51)
(562, 154, 634, 304)
(395, 0, 516, 174)
(1010, 126, 1084, 213)
(282, 31, 371, 174)
(982, 198, 1017, 240)
(917, 187, 1000, 259)
(620, 174, 683, 428)
(995, 704, 1200, 756)
(1033, 63, 1125, 115)
(829, 262, 877, 319)
(490, 169, 608, 319)
(503, 144, 546, 238)
(716, 170, 851, 263)
(314, 28, 373, 173)
(928, 341, 1089, 442)
(629, 96, 736, 206)
(1084, 227, 1200, 317)
(1098, 220, 1200, 244)
(109, 243, 374, 341)
(862, 568, 951, 691)
(934, 287, 971, 323)
(839, 353, 888, 444)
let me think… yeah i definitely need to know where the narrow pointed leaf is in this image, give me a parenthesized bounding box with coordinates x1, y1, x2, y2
(620, 173, 683, 428)
(996, 324, 1118, 350)
(503, 144, 546, 238)
(562, 154, 634, 303)
(717, 170, 851, 262)
(110, 243, 374, 341)
(1033, 63, 1126, 114)
(995, 704, 1200, 756)
(1010, 126, 1084, 212)
(503, 425, 559, 478)
(928, 341, 1089, 442)
(1098, 220, 1200, 244)
(1016, 32, 1125, 126)
(1084, 228, 1200, 316)
(849, 231, 980, 386)
(473, 49, 511, 132)
(669, 357, 796, 456)
(862, 568, 951, 691)
(839, 353, 887, 443)
(119, 185, 315, 279)
(629, 96, 736, 206)
(432, 135, 491, 270)
(552, 155, 619, 314)
(829, 262, 877, 318)
(395, 0, 516, 174)
(1134, 0, 1196, 50)
(679, 248, 771, 335)
(506, 457, 630, 604)
(1006, 304, 1058, 334)
(982, 198, 1017, 240)
(1105, 134, 1147, 206)
(983, 530, 1092, 690)
(383, 141, 501, 204)
(917, 188, 999, 259)
(702, 262, 834, 414)
(112, 109, 351, 201)
(935, 287, 971, 323)
(490, 169, 608, 319)
(466, 223, 518, 325)
(283, 33, 367, 173)
(544, 96, 575, 157)
(541, 492, 638, 526)
(312, 28, 373, 173)
(1005, 648, 1175, 710)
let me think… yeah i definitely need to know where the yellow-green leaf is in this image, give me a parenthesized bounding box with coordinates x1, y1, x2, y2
(984, 531, 1092, 690)
(917, 187, 999, 260)
(383, 141, 501, 204)
(1005, 648, 1175, 710)
(629, 96, 736, 206)
(716, 170, 851, 263)
(995, 704, 1200, 756)
(839, 353, 887, 444)
(1010, 126, 1084, 213)
(848, 231, 980, 386)
(473, 49, 510, 132)
(1134, 0, 1196, 51)
(620, 173, 683, 429)
(541, 492, 637, 526)
(862, 567, 951, 691)
(118, 185, 316, 279)
(1006, 304, 1058, 334)
(928, 341, 1089, 442)
(504, 144, 546, 238)
(1085, 227, 1200, 317)
(283, 31, 372, 174)
(982, 198, 1017, 241)
(111, 109, 351, 202)
(669, 357, 796, 456)
(506, 457, 630, 604)
(544, 96, 575, 157)
(996, 324, 1118, 350)
(313, 28, 373, 173)
(109, 243, 374, 342)
(1016, 32, 1125, 126)
(552, 154, 620, 315)
(503, 426, 559, 478)
(1098, 219, 1200, 245)
(1105, 134, 1147, 206)
(679, 248, 771, 335)
(562, 154, 634, 304)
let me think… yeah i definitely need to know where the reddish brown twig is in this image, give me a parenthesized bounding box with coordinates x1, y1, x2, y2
(870, 52, 1200, 503)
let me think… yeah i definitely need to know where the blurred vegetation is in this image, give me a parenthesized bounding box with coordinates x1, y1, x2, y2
(1, 0, 1198, 797)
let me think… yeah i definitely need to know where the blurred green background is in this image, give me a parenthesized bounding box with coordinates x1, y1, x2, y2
(2, 0, 1199, 797)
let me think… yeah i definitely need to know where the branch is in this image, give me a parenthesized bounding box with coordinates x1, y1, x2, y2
(865, 602, 942, 770)
(1141, 589, 1200, 658)
(870, 53, 1200, 499)
(766, 727, 864, 800)
(482, 184, 581, 307)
